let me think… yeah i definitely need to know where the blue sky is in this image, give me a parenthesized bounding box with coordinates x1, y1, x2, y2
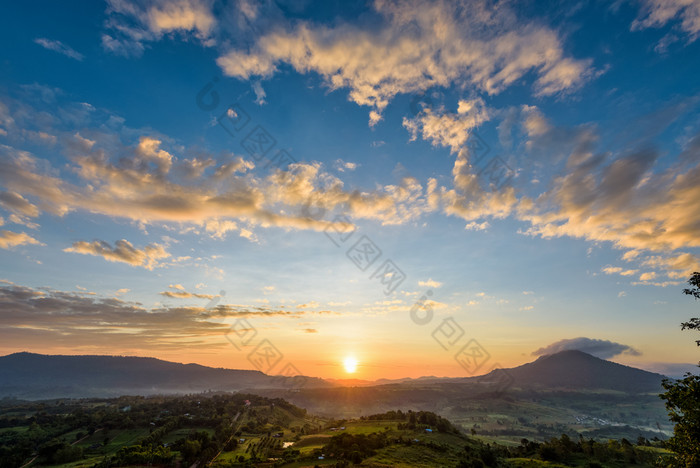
(0, 0, 699, 380)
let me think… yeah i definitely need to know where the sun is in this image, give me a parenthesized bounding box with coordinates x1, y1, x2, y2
(343, 356, 358, 374)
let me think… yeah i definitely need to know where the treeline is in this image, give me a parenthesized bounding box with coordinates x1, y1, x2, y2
(322, 432, 389, 464)
(0, 393, 309, 468)
(361, 409, 462, 433)
(455, 434, 670, 467)
(504, 434, 667, 465)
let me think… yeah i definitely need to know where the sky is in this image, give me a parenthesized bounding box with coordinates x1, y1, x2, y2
(1, 0, 699, 381)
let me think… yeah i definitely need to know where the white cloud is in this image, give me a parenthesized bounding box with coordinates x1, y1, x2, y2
(217, 0, 594, 124)
(0, 230, 42, 249)
(102, 0, 216, 56)
(1, 130, 430, 234)
(160, 283, 215, 299)
(404, 99, 490, 153)
(519, 115, 700, 281)
(252, 81, 266, 105)
(602, 266, 638, 276)
(639, 271, 657, 281)
(533, 337, 641, 359)
(0, 191, 40, 219)
(418, 279, 442, 288)
(335, 159, 358, 172)
(0, 282, 338, 352)
(34, 38, 84, 61)
(204, 219, 239, 239)
(464, 221, 490, 231)
(640, 253, 700, 279)
(633, 0, 700, 44)
(147, 0, 215, 35)
(64, 239, 170, 270)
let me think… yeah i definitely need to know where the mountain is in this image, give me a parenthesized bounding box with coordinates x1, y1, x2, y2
(260, 351, 671, 428)
(478, 349, 666, 393)
(0, 350, 668, 400)
(0, 352, 327, 399)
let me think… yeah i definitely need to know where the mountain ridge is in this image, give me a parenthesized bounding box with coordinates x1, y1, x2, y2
(0, 349, 669, 399)
(478, 349, 667, 393)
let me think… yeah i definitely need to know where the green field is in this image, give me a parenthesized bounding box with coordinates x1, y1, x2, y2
(0, 394, 674, 468)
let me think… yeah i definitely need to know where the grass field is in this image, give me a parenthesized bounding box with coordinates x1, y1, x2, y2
(366, 443, 462, 467)
(42, 428, 151, 468)
(160, 426, 215, 444)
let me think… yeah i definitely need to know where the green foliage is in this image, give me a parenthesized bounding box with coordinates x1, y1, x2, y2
(502, 434, 665, 465)
(682, 272, 700, 301)
(659, 272, 700, 466)
(322, 432, 388, 461)
(111, 444, 174, 465)
(681, 271, 700, 346)
(681, 272, 700, 347)
(661, 374, 700, 467)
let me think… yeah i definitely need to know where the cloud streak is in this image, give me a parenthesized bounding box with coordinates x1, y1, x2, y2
(101, 0, 216, 56)
(533, 337, 641, 359)
(34, 38, 84, 61)
(0, 230, 42, 249)
(633, 0, 700, 44)
(64, 239, 170, 270)
(217, 0, 594, 124)
(0, 282, 338, 352)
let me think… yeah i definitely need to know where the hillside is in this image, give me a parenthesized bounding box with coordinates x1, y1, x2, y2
(0, 350, 669, 400)
(490, 349, 666, 393)
(0, 352, 326, 399)
(0, 394, 671, 467)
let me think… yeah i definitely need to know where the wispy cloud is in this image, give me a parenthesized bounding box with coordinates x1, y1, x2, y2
(0, 282, 338, 352)
(34, 38, 84, 61)
(64, 239, 170, 270)
(519, 107, 700, 282)
(0, 230, 42, 249)
(101, 0, 216, 57)
(418, 279, 442, 288)
(602, 266, 638, 276)
(632, 0, 700, 46)
(217, 0, 594, 124)
(160, 284, 216, 300)
(533, 337, 641, 359)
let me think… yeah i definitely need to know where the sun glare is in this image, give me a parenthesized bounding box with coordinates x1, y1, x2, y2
(343, 356, 358, 374)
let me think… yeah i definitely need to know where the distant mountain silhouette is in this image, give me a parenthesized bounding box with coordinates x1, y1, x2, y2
(480, 349, 666, 393)
(258, 351, 670, 419)
(0, 350, 668, 400)
(0, 352, 327, 399)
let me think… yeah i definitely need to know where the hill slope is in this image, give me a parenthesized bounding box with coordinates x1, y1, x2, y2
(0, 352, 326, 398)
(0, 350, 667, 399)
(481, 349, 666, 392)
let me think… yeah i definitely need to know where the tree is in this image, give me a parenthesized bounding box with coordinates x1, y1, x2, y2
(659, 272, 700, 467)
(681, 272, 700, 347)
